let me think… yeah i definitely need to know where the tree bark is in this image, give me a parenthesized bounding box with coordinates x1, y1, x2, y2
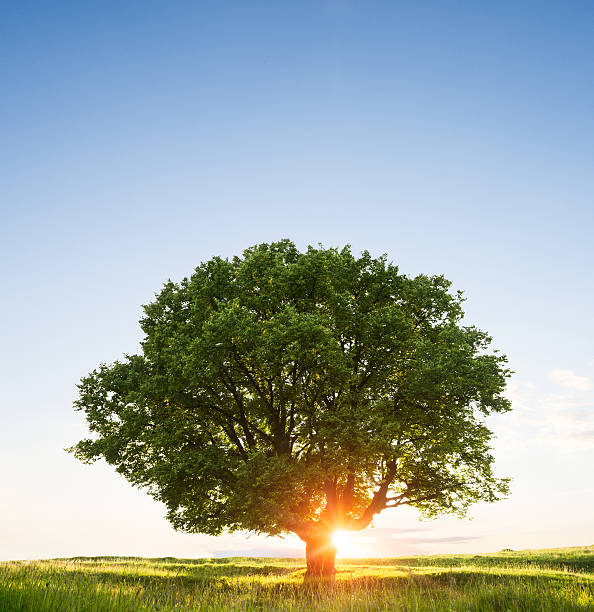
(304, 533, 337, 577)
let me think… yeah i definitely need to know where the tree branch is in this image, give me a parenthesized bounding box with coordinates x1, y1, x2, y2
(343, 460, 398, 531)
(217, 371, 256, 449)
(204, 400, 274, 447)
(339, 471, 355, 514)
(230, 345, 270, 404)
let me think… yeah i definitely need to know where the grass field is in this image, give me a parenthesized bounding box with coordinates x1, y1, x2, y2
(1, 545, 593, 611)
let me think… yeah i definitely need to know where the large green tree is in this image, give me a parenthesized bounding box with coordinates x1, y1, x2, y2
(71, 241, 511, 576)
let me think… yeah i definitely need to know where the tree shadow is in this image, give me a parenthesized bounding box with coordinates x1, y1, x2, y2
(427, 570, 591, 588)
(348, 553, 594, 573)
(62, 555, 301, 566)
(50, 563, 296, 590)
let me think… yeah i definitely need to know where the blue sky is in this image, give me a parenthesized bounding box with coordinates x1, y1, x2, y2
(1, 1, 593, 560)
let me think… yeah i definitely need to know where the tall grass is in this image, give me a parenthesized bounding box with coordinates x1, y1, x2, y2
(1, 545, 592, 611)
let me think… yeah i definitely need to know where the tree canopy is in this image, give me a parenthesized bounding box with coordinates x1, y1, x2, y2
(71, 240, 511, 575)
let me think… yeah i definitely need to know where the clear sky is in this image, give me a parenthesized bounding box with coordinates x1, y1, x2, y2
(1, 1, 593, 560)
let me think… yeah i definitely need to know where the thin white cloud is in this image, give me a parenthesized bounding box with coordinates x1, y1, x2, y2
(495, 376, 594, 452)
(548, 369, 592, 391)
(396, 536, 483, 544)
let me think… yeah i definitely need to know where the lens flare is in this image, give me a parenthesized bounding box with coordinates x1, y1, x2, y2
(331, 529, 364, 558)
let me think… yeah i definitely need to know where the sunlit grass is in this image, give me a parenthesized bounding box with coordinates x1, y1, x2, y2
(1, 545, 593, 611)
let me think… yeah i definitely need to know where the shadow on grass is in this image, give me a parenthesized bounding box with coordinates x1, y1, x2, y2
(63, 556, 302, 566)
(46, 564, 592, 592)
(64, 552, 594, 573)
(428, 570, 593, 589)
(346, 554, 594, 573)
(46, 564, 297, 589)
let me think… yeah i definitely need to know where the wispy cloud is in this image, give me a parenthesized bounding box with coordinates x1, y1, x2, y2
(548, 369, 592, 391)
(389, 535, 482, 544)
(497, 373, 594, 451)
(370, 527, 433, 535)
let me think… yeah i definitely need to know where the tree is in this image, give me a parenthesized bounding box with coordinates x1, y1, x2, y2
(70, 240, 511, 576)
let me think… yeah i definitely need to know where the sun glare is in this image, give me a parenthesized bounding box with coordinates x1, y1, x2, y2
(331, 529, 367, 558)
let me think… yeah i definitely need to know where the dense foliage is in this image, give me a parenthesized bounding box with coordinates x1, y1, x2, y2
(71, 241, 511, 550)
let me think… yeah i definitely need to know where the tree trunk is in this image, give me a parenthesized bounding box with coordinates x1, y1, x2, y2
(304, 534, 337, 577)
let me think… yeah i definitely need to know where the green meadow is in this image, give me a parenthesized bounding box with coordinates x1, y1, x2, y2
(1, 545, 592, 611)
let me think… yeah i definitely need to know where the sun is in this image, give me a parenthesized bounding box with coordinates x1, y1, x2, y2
(331, 529, 367, 558)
